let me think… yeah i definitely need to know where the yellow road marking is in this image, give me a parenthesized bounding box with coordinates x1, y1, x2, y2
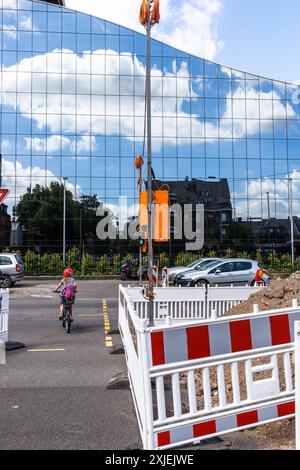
(27, 348, 65, 352)
(103, 299, 113, 348)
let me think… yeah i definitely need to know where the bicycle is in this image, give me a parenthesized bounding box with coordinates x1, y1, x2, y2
(61, 297, 73, 334)
(53, 290, 75, 334)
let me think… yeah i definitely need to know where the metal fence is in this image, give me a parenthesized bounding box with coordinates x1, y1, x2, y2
(119, 285, 299, 450)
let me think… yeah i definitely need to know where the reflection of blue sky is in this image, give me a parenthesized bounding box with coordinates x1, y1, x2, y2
(1, 0, 300, 219)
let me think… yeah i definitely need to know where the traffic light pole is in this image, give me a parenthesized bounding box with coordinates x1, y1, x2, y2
(146, 2, 154, 327)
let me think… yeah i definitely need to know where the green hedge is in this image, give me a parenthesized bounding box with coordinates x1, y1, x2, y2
(3, 249, 299, 276)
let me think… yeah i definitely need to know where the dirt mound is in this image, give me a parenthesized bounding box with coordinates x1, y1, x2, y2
(225, 272, 300, 316)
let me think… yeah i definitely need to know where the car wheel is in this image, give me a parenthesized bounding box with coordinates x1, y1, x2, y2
(195, 279, 208, 288)
(0, 275, 12, 288)
(251, 280, 265, 287)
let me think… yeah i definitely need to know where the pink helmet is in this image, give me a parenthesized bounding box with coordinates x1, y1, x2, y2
(63, 268, 74, 277)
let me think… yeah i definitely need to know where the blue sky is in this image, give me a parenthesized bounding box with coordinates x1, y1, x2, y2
(218, 0, 300, 83)
(67, 0, 300, 84)
(1, 0, 300, 220)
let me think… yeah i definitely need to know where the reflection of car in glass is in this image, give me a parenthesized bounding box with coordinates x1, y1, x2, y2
(169, 258, 223, 285)
(0, 253, 25, 288)
(176, 259, 270, 288)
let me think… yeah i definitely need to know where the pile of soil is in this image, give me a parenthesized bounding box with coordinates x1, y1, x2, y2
(225, 272, 300, 316)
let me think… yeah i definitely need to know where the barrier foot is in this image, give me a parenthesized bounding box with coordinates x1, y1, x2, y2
(5, 341, 25, 351)
(0, 342, 6, 365)
(106, 372, 130, 390)
(108, 344, 124, 355)
(107, 328, 120, 335)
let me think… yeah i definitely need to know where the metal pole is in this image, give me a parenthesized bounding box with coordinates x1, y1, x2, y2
(139, 241, 143, 286)
(288, 177, 295, 270)
(146, 1, 154, 327)
(63, 177, 68, 266)
(266, 192, 271, 249)
(0, 153, 2, 188)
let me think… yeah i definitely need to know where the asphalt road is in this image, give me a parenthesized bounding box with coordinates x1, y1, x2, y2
(0, 280, 141, 450)
(1, 279, 292, 451)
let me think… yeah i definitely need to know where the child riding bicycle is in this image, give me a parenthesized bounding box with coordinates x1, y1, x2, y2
(54, 268, 77, 321)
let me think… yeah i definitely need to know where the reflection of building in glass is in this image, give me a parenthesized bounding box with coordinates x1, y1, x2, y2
(235, 218, 300, 254)
(0, 204, 11, 247)
(1, 0, 300, 253)
(155, 178, 232, 249)
(44, 0, 64, 5)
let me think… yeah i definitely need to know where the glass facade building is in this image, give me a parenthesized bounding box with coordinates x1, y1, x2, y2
(1, 0, 300, 253)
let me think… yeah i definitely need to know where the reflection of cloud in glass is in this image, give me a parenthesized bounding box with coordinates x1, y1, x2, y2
(1, 48, 296, 151)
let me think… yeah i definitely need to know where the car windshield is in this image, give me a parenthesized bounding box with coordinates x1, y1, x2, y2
(15, 255, 24, 264)
(187, 260, 201, 268)
(195, 260, 220, 271)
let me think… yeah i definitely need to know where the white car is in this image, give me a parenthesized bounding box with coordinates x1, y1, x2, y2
(176, 259, 270, 287)
(0, 253, 25, 288)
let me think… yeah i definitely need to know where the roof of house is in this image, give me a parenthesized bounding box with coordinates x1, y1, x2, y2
(44, 0, 65, 6)
(150, 178, 232, 210)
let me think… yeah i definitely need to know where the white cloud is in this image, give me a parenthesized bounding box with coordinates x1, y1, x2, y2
(2, 156, 82, 208)
(66, 0, 224, 61)
(1, 49, 203, 150)
(2, 48, 295, 150)
(24, 135, 97, 155)
(234, 172, 300, 219)
(3, 24, 17, 39)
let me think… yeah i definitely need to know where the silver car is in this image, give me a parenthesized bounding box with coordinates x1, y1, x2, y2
(169, 258, 222, 284)
(0, 253, 25, 288)
(176, 259, 270, 287)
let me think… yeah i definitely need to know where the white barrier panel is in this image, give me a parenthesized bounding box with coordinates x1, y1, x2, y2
(0, 289, 9, 343)
(207, 285, 263, 318)
(0, 289, 9, 365)
(128, 287, 207, 322)
(119, 285, 299, 450)
(126, 285, 263, 323)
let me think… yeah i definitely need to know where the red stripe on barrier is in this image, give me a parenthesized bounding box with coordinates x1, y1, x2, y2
(157, 431, 171, 447)
(237, 410, 258, 427)
(151, 331, 165, 366)
(186, 326, 211, 360)
(230, 320, 252, 353)
(269, 315, 291, 346)
(277, 401, 295, 417)
(193, 420, 216, 438)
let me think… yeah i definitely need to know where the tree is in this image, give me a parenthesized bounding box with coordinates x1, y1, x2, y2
(14, 183, 115, 252)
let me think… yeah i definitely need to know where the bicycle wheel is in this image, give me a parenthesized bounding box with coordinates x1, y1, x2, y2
(65, 309, 71, 334)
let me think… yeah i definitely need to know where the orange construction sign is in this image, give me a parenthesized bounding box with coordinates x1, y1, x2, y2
(139, 190, 169, 242)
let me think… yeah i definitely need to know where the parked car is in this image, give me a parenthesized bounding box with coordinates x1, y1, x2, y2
(176, 259, 270, 287)
(0, 253, 24, 288)
(169, 258, 223, 284)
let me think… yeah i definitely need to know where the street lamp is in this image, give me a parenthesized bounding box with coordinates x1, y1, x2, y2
(266, 192, 271, 249)
(287, 177, 295, 270)
(208, 176, 223, 247)
(62, 177, 68, 266)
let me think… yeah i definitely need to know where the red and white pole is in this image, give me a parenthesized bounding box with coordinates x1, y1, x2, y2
(162, 267, 169, 288)
(152, 265, 158, 287)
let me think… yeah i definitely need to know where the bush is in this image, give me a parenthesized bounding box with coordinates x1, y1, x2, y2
(67, 247, 81, 273)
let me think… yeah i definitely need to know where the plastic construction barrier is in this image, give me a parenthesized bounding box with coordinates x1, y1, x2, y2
(119, 285, 299, 450)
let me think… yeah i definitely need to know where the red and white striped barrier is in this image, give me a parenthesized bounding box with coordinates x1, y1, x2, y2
(162, 267, 169, 288)
(150, 306, 300, 367)
(152, 265, 158, 287)
(155, 398, 295, 448)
